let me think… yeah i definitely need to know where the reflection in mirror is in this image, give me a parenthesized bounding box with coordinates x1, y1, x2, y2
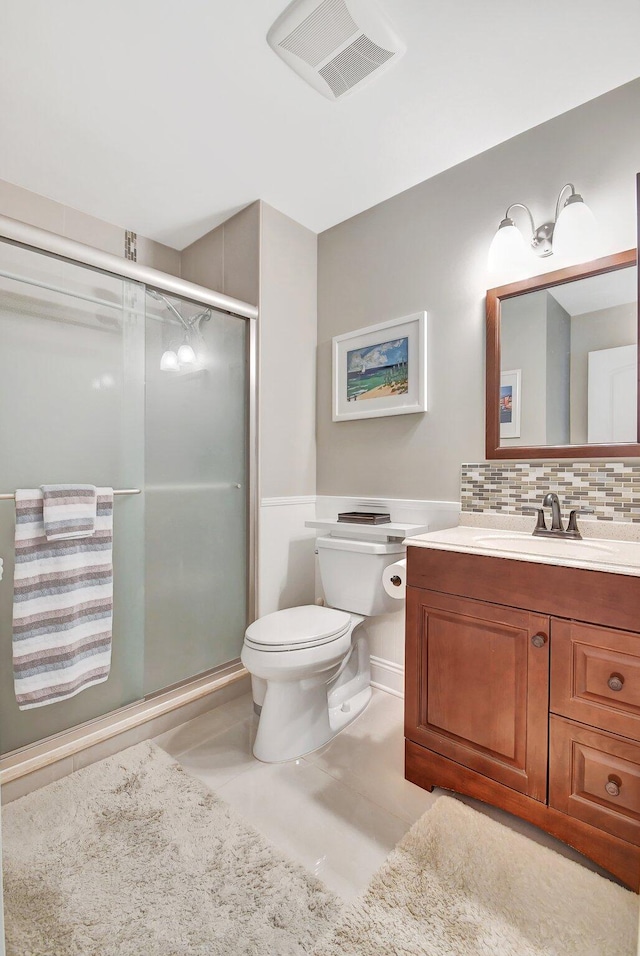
(499, 265, 637, 448)
(486, 249, 639, 460)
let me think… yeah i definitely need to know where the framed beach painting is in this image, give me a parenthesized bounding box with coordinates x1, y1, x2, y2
(500, 369, 521, 439)
(332, 312, 427, 421)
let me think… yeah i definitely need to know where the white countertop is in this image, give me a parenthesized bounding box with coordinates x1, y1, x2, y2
(404, 525, 640, 577)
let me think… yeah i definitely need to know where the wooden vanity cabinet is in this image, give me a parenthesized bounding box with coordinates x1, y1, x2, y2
(405, 546, 640, 891)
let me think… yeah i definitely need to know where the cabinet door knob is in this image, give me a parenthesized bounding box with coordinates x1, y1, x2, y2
(605, 776, 621, 797)
(531, 633, 547, 648)
(608, 674, 624, 692)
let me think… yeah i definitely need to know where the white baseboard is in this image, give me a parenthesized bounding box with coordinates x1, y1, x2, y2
(370, 655, 404, 698)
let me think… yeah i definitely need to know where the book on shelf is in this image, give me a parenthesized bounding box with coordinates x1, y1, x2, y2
(336, 511, 391, 525)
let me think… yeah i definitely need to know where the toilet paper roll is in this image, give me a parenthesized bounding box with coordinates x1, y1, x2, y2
(382, 558, 407, 599)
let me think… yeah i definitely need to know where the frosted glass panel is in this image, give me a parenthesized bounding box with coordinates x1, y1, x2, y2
(144, 295, 247, 693)
(0, 242, 249, 756)
(0, 243, 145, 754)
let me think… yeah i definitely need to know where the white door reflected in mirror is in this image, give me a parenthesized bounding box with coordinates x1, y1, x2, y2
(588, 344, 637, 443)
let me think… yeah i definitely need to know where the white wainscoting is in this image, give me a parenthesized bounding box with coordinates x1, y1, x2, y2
(258, 497, 317, 618)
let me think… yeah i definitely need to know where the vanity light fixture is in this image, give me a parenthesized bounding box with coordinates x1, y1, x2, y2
(150, 289, 211, 372)
(177, 340, 197, 366)
(488, 184, 600, 281)
(161, 332, 203, 372)
(160, 349, 180, 371)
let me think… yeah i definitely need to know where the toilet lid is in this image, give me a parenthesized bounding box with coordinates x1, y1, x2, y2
(245, 605, 351, 650)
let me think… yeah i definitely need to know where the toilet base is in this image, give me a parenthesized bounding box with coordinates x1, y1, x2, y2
(328, 684, 371, 738)
(252, 632, 371, 763)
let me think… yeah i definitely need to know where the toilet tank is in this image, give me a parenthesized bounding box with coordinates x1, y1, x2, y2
(316, 535, 405, 616)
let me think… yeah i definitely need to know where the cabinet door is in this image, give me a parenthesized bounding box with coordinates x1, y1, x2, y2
(405, 587, 549, 801)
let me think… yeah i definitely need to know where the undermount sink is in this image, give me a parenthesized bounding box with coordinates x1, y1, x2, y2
(404, 525, 640, 576)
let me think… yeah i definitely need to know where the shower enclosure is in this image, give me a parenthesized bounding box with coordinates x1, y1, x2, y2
(0, 220, 257, 757)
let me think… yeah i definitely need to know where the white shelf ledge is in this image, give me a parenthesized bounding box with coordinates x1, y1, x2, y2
(305, 518, 430, 541)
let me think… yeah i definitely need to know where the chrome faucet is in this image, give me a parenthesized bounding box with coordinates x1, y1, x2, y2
(523, 495, 594, 540)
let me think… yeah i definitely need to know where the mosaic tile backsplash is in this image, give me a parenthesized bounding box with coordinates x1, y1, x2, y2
(461, 462, 640, 523)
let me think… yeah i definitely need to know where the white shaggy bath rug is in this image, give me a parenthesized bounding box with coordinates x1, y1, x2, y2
(312, 795, 639, 956)
(2, 741, 341, 956)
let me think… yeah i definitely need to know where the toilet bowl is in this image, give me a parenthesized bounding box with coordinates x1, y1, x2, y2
(241, 534, 405, 763)
(242, 605, 370, 762)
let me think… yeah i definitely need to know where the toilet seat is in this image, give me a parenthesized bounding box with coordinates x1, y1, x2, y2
(244, 605, 352, 652)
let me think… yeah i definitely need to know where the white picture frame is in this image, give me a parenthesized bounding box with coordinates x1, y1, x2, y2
(332, 312, 427, 422)
(500, 368, 521, 439)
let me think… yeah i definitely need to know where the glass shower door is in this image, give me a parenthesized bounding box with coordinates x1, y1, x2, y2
(143, 292, 247, 694)
(0, 242, 146, 754)
(0, 243, 250, 756)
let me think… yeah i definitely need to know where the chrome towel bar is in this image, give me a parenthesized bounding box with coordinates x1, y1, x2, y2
(0, 489, 141, 501)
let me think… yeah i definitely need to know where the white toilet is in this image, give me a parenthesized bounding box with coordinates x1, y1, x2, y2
(241, 534, 405, 762)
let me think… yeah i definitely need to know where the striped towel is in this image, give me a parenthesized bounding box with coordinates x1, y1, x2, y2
(12, 488, 114, 710)
(41, 484, 97, 540)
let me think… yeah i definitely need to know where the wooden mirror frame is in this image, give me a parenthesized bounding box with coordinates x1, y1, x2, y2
(486, 248, 638, 459)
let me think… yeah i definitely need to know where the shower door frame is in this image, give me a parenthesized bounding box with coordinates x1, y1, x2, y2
(0, 212, 259, 779)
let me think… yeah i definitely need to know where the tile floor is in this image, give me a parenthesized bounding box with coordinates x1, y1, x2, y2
(154, 687, 617, 900)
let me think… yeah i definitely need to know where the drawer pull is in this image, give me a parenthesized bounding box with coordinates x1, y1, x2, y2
(607, 674, 624, 692)
(605, 775, 622, 798)
(531, 633, 547, 648)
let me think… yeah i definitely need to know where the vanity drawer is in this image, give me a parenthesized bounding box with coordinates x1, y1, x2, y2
(549, 716, 640, 846)
(550, 619, 640, 740)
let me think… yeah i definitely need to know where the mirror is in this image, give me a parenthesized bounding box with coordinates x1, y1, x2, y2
(486, 250, 638, 459)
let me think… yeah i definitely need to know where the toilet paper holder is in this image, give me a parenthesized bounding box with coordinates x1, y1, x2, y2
(382, 557, 407, 601)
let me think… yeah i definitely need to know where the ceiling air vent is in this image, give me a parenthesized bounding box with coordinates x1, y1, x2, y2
(267, 0, 405, 101)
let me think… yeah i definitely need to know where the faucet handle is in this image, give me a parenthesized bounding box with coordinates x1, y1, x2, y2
(522, 506, 547, 533)
(566, 506, 595, 536)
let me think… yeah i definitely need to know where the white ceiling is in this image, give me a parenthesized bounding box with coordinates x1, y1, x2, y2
(1, 0, 639, 250)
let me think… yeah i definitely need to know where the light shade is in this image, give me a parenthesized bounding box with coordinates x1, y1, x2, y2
(488, 219, 532, 285)
(177, 342, 197, 365)
(160, 349, 179, 371)
(552, 196, 600, 263)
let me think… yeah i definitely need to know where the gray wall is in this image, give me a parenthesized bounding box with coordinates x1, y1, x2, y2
(181, 202, 260, 307)
(317, 79, 640, 500)
(545, 295, 571, 447)
(500, 291, 570, 448)
(501, 291, 548, 447)
(0, 813, 3, 956)
(259, 203, 317, 499)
